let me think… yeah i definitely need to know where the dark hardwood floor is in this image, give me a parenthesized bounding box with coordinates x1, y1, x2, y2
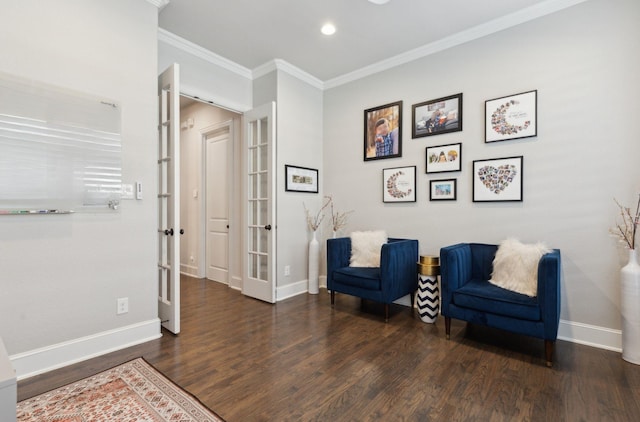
(18, 276, 640, 421)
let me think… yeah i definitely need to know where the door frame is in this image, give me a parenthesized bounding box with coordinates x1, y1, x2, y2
(198, 119, 235, 283)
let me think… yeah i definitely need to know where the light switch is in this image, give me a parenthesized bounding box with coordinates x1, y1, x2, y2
(136, 182, 143, 200)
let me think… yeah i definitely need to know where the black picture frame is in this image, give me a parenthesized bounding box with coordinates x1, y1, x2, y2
(425, 142, 462, 174)
(472, 156, 523, 202)
(485, 90, 537, 142)
(430, 179, 457, 201)
(383, 166, 416, 203)
(364, 101, 402, 161)
(412, 93, 462, 138)
(285, 165, 318, 193)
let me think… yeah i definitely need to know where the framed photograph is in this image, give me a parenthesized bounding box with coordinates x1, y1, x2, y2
(364, 101, 402, 161)
(472, 156, 523, 202)
(285, 165, 318, 193)
(412, 93, 462, 138)
(430, 179, 457, 201)
(383, 166, 416, 203)
(485, 90, 537, 142)
(425, 142, 462, 174)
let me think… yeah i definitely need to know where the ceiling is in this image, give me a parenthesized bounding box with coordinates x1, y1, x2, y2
(158, 0, 578, 83)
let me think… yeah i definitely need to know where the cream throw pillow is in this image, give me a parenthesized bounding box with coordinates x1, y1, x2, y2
(349, 230, 388, 267)
(489, 238, 551, 297)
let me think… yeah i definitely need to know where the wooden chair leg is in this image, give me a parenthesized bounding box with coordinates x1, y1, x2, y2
(330, 290, 335, 306)
(445, 317, 451, 339)
(545, 340, 554, 367)
(384, 303, 389, 322)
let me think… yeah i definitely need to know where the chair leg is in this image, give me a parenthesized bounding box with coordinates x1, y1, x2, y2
(330, 290, 335, 306)
(384, 304, 389, 322)
(410, 291, 416, 316)
(545, 340, 554, 367)
(445, 317, 451, 340)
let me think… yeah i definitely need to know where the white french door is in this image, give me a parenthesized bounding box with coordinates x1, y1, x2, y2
(243, 102, 276, 303)
(157, 64, 181, 334)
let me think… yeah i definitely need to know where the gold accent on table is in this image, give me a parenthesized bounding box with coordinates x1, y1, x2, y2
(420, 256, 439, 265)
(417, 255, 440, 276)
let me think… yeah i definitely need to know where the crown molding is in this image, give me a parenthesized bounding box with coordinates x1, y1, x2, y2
(158, 0, 587, 90)
(158, 28, 252, 80)
(146, 0, 170, 10)
(324, 0, 588, 89)
(253, 59, 324, 90)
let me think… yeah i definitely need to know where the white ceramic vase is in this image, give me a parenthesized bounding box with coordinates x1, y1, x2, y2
(308, 230, 319, 294)
(621, 248, 640, 364)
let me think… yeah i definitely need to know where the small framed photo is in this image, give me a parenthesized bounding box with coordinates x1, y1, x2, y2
(472, 156, 523, 202)
(485, 90, 537, 142)
(383, 166, 416, 203)
(426, 142, 462, 174)
(430, 179, 457, 201)
(364, 101, 402, 161)
(285, 165, 318, 193)
(412, 93, 462, 138)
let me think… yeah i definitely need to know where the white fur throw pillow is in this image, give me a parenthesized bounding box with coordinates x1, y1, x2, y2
(489, 238, 551, 297)
(349, 231, 388, 267)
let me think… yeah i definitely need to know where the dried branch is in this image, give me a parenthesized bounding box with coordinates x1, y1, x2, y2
(611, 196, 640, 249)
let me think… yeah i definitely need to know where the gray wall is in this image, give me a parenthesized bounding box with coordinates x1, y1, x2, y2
(0, 0, 160, 374)
(323, 0, 640, 344)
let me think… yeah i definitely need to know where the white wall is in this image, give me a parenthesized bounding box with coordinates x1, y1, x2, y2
(323, 0, 640, 348)
(0, 0, 160, 376)
(275, 71, 324, 297)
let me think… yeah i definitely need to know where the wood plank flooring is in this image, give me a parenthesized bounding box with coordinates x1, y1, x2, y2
(18, 276, 640, 421)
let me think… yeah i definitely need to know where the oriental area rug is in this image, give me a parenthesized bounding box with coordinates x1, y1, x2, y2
(17, 357, 225, 422)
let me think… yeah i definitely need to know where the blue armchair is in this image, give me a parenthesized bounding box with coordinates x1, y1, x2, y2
(440, 243, 561, 366)
(327, 237, 419, 321)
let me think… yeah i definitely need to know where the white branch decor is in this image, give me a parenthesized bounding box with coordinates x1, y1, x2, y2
(303, 196, 331, 232)
(328, 195, 353, 232)
(611, 195, 640, 250)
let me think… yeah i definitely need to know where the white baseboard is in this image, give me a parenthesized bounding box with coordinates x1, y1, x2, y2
(10, 319, 162, 381)
(558, 319, 621, 352)
(229, 275, 242, 291)
(180, 264, 199, 277)
(277, 279, 308, 301)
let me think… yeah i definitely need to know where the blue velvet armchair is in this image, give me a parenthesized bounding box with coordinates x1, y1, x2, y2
(327, 237, 419, 321)
(440, 243, 561, 366)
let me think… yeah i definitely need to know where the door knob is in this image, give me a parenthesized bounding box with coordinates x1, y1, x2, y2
(180, 228, 184, 235)
(264, 224, 272, 231)
(164, 228, 174, 236)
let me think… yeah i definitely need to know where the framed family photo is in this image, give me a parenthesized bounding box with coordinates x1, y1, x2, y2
(285, 165, 318, 193)
(364, 101, 402, 161)
(472, 156, 523, 202)
(485, 90, 537, 142)
(425, 142, 462, 174)
(412, 93, 462, 138)
(430, 179, 457, 201)
(383, 165, 416, 203)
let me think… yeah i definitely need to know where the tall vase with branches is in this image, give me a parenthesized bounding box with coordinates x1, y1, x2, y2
(612, 195, 640, 364)
(303, 197, 331, 294)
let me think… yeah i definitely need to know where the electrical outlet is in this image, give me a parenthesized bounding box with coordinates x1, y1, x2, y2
(117, 297, 129, 315)
(284, 265, 291, 276)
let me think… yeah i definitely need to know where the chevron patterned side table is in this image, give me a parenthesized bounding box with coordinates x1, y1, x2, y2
(415, 256, 440, 323)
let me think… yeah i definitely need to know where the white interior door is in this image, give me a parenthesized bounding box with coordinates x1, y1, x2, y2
(243, 102, 276, 303)
(205, 129, 230, 283)
(158, 64, 180, 334)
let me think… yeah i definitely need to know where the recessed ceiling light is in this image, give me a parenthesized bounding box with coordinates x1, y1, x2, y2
(321, 23, 336, 35)
(368, 0, 391, 4)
